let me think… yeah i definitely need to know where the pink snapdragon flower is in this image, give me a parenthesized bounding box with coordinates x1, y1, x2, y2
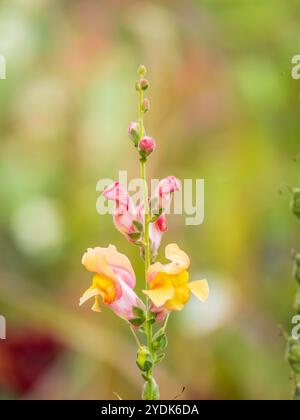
(149, 176, 180, 255)
(103, 182, 144, 243)
(80, 245, 145, 320)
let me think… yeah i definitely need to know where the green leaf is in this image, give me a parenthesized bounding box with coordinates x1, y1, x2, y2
(147, 312, 156, 325)
(133, 306, 145, 319)
(133, 220, 143, 232)
(128, 232, 141, 240)
(129, 317, 145, 327)
(155, 353, 165, 364)
(153, 330, 168, 351)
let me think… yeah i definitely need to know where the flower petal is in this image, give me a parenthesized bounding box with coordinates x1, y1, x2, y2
(109, 278, 145, 320)
(165, 243, 190, 270)
(143, 284, 175, 307)
(147, 244, 190, 281)
(82, 245, 136, 289)
(188, 279, 209, 302)
(82, 248, 116, 281)
(149, 215, 167, 256)
(79, 287, 101, 307)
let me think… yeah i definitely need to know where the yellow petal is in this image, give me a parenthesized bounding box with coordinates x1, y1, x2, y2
(165, 243, 190, 270)
(79, 287, 100, 307)
(92, 274, 116, 304)
(147, 245, 190, 280)
(82, 248, 116, 281)
(81, 245, 135, 285)
(143, 284, 175, 307)
(188, 279, 209, 302)
(92, 296, 101, 312)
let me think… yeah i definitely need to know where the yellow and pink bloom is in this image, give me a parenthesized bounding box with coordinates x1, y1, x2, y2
(143, 243, 209, 312)
(80, 245, 145, 321)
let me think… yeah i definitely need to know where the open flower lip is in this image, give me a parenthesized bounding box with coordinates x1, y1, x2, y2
(143, 243, 209, 312)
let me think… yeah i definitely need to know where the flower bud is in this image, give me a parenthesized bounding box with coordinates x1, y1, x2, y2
(136, 346, 153, 372)
(128, 122, 140, 147)
(139, 136, 156, 160)
(142, 98, 150, 113)
(142, 377, 159, 400)
(138, 64, 147, 78)
(291, 188, 300, 219)
(139, 78, 149, 90)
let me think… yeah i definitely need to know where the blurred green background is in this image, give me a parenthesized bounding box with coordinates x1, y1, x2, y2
(0, 0, 300, 400)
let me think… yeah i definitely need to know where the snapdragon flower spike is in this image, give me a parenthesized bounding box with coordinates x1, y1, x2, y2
(103, 182, 144, 244)
(143, 243, 209, 312)
(80, 245, 145, 320)
(149, 176, 180, 255)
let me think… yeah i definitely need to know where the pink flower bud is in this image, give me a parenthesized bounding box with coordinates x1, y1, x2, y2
(139, 136, 156, 159)
(128, 122, 140, 147)
(139, 78, 149, 90)
(142, 98, 150, 113)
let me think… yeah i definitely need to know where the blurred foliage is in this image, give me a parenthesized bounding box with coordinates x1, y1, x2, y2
(0, 0, 300, 400)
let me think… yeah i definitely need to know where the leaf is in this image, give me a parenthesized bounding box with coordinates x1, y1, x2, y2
(128, 232, 141, 240)
(153, 330, 168, 351)
(133, 220, 143, 232)
(133, 306, 145, 319)
(155, 353, 165, 364)
(129, 317, 145, 327)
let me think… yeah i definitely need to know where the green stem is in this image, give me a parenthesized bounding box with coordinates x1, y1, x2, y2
(138, 85, 156, 400)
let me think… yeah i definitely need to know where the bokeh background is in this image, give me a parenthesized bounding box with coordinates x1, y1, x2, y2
(0, 0, 300, 400)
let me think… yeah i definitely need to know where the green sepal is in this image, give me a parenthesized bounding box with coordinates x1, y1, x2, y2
(128, 232, 141, 241)
(153, 329, 168, 351)
(133, 220, 143, 232)
(129, 317, 145, 327)
(155, 353, 165, 364)
(133, 306, 146, 319)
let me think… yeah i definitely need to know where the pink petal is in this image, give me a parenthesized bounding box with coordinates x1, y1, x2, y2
(108, 278, 145, 321)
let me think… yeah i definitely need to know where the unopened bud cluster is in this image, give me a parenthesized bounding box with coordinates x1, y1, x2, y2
(127, 65, 156, 162)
